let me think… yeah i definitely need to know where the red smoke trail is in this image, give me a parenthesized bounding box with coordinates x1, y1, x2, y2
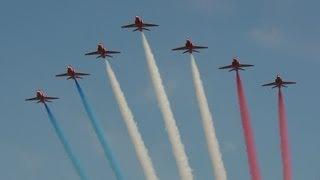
(278, 89, 292, 180)
(236, 72, 261, 180)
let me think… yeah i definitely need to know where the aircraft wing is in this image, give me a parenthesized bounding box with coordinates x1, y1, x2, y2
(121, 24, 137, 28)
(85, 51, 99, 56)
(283, 81, 296, 85)
(143, 23, 159, 27)
(193, 46, 208, 49)
(219, 65, 233, 69)
(262, 82, 277, 86)
(55, 73, 68, 77)
(25, 97, 38, 101)
(172, 46, 187, 51)
(45, 97, 59, 100)
(107, 50, 121, 54)
(239, 64, 254, 67)
(75, 72, 90, 76)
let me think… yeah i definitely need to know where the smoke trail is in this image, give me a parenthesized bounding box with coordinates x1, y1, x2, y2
(235, 72, 261, 180)
(278, 89, 292, 180)
(141, 33, 193, 180)
(44, 103, 88, 180)
(190, 55, 227, 180)
(74, 80, 124, 180)
(105, 60, 159, 180)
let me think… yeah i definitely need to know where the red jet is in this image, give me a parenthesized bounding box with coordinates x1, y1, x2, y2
(262, 75, 296, 89)
(172, 39, 208, 54)
(26, 90, 59, 103)
(56, 65, 90, 80)
(85, 43, 120, 59)
(219, 57, 254, 72)
(121, 16, 159, 32)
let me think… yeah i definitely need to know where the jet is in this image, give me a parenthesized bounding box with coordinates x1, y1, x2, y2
(56, 65, 90, 80)
(219, 57, 254, 72)
(172, 39, 208, 54)
(262, 75, 296, 89)
(26, 90, 59, 103)
(85, 43, 120, 58)
(121, 16, 159, 32)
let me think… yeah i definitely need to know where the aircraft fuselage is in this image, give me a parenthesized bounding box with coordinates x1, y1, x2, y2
(67, 67, 76, 77)
(36, 91, 45, 102)
(232, 59, 240, 68)
(185, 40, 194, 52)
(135, 16, 143, 31)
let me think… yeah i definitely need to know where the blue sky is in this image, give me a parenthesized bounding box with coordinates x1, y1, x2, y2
(0, 0, 319, 179)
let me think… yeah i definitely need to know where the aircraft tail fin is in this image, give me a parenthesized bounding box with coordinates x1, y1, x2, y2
(193, 50, 200, 53)
(183, 50, 189, 54)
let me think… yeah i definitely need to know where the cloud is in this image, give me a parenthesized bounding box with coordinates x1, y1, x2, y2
(223, 141, 237, 152)
(250, 27, 284, 47)
(139, 79, 178, 105)
(187, 0, 235, 15)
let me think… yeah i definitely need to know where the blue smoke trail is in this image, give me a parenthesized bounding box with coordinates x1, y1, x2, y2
(74, 79, 124, 180)
(44, 103, 88, 180)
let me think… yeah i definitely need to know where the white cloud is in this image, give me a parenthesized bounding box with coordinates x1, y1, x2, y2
(250, 27, 284, 46)
(187, 0, 235, 15)
(223, 141, 237, 152)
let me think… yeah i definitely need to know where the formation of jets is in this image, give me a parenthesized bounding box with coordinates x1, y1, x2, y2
(219, 58, 296, 89)
(26, 16, 296, 104)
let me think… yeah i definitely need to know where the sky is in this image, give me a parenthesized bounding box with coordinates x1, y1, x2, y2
(0, 0, 319, 179)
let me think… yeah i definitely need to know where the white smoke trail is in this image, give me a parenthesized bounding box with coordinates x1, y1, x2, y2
(190, 55, 227, 180)
(141, 33, 193, 180)
(105, 61, 159, 180)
